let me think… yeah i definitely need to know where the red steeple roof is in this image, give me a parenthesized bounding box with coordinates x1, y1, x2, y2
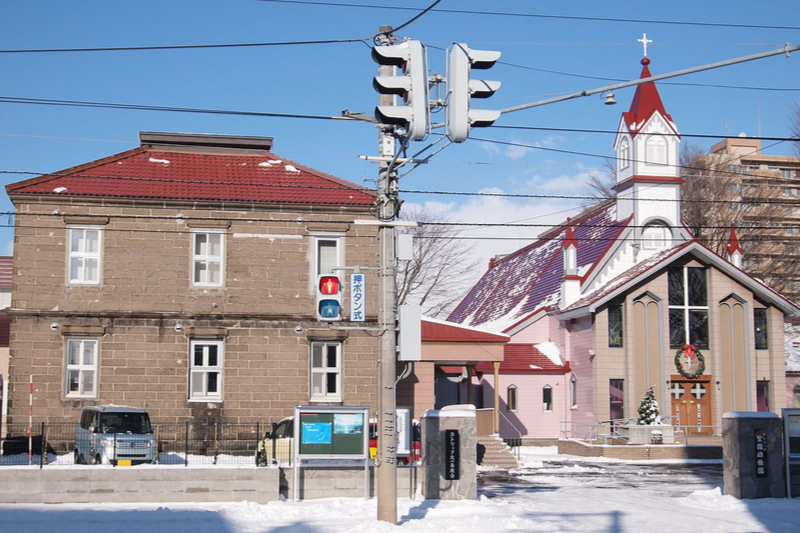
(621, 58, 678, 138)
(563, 217, 577, 249)
(727, 223, 743, 256)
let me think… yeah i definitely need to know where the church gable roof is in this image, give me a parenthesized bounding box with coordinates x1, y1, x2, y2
(447, 201, 628, 332)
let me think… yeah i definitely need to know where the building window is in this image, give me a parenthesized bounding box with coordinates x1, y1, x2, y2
(68, 227, 102, 284)
(642, 223, 671, 250)
(645, 136, 667, 165)
(65, 339, 98, 398)
(315, 237, 341, 276)
(506, 384, 518, 412)
(794, 385, 800, 408)
(192, 231, 224, 287)
(608, 304, 623, 348)
(668, 266, 709, 349)
(310, 342, 341, 402)
(542, 385, 553, 412)
(570, 375, 578, 409)
(189, 340, 223, 401)
(609, 379, 624, 420)
(754, 308, 768, 350)
(619, 137, 631, 170)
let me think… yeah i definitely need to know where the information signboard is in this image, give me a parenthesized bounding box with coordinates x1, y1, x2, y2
(293, 406, 371, 501)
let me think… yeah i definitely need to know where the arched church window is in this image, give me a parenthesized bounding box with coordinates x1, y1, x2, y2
(642, 223, 672, 250)
(645, 136, 667, 165)
(619, 137, 631, 170)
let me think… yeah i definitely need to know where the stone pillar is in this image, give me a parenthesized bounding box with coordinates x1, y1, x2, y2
(722, 411, 786, 499)
(420, 405, 477, 500)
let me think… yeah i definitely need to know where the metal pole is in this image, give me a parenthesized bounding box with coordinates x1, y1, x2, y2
(499, 42, 800, 115)
(375, 24, 398, 525)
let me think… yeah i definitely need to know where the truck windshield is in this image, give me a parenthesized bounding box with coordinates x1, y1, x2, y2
(99, 413, 152, 434)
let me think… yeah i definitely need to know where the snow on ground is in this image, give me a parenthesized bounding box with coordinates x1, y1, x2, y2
(1, 446, 799, 532)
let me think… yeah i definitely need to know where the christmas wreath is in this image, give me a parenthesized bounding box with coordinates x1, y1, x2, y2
(674, 344, 705, 379)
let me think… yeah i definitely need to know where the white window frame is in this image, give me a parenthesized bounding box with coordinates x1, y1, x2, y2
(192, 230, 225, 287)
(507, 384, 518, 412)
(619, 137, 631, 170)
(543, 384, 553, 413)
(68, 226, 102, 285)
(314, 236, 342, 277)
(645, 136, 667, 165)
(310, 341, 342, 402)
(189, 339, 224, 402)
(65, 338, 98, 398)
(642, 223, 671, 250)
(570, 375, 578, 409)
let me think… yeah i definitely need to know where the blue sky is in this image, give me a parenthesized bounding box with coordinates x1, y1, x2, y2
(2, 0, 799, 265)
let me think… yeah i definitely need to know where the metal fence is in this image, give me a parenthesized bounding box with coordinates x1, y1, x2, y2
(1, 421, 265, 467)
(560, 419, 723, 447)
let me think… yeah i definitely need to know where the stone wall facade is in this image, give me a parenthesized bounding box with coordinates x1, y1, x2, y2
(7, 196, 381, 426)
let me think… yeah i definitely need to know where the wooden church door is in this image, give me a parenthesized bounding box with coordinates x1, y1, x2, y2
(669, 377, 712, 435)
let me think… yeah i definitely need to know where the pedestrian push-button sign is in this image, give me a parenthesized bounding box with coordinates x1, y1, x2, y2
(316, 274, 342, 322)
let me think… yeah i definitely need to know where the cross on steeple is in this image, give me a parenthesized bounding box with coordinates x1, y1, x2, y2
(638, 33, 653, 57)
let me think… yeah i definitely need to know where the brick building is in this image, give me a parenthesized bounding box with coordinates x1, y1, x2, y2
(4, 132, 381, 425)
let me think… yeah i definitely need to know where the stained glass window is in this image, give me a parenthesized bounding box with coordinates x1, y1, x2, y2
(668, 266, 709, 349)
(754, 308, 768, 350)
(608, 305, 623, 348)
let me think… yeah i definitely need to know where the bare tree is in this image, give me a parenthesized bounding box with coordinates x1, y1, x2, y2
(578, 159, 616, 208)
(395, 206, 481, 318)
(680, 142, 798, 296)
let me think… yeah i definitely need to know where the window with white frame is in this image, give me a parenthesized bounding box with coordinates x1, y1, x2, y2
(642, 223, 671, 250)
(192, 230, 224, 287)
(645, 136, 667, 165)
(65, 338, 98, 398)
(542, 385, 553, 412)
(570, 375, 578, 409)
(507, 384, 518, 412)
(619, 137, 631, 170)
(315, 237, 341, 276)
(189, 340, 223, 401)
(668, 266, 709, 349)
(68, 227, 102, 284)
(310, 341, 341, 402)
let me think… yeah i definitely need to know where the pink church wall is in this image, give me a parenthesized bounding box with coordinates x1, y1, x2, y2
(480, 373, 568, 440)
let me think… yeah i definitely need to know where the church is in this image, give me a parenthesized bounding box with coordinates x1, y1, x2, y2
(447, 54, 800, 442)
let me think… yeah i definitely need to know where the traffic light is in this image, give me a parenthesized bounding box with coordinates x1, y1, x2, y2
(445, 43, 502, 143)
(372, 40, 429, 141)
(316, 274, 342, 322)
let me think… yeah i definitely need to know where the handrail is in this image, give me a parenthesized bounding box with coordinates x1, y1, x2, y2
(496, 409, 523, 460)
(561, 419, 721, 446)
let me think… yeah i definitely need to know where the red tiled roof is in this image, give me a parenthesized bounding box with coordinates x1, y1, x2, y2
(422, 317, 509, 343)
(6, 146, 377, 207)
(476, 344, 569, 374)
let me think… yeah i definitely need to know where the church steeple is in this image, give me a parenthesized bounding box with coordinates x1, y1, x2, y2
(613, 38, 683, 238)
(726, 223, 744, 268)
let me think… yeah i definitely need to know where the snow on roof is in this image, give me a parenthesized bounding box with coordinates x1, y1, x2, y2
(476, 343, 569, 374)
(6, 145, 376, 207)
(447, 201, 626, 333)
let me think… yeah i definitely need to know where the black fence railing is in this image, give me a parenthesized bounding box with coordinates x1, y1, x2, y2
(1, 422, 265, 467)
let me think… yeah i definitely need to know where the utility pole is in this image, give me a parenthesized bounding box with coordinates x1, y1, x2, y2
(375, 24, 399, 525)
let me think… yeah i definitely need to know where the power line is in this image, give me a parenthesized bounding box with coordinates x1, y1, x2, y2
(0, 39, 369, 54)
(256, 1, 800, 31)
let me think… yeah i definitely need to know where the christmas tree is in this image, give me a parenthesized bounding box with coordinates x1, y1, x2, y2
(637, 387, 660, 425)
